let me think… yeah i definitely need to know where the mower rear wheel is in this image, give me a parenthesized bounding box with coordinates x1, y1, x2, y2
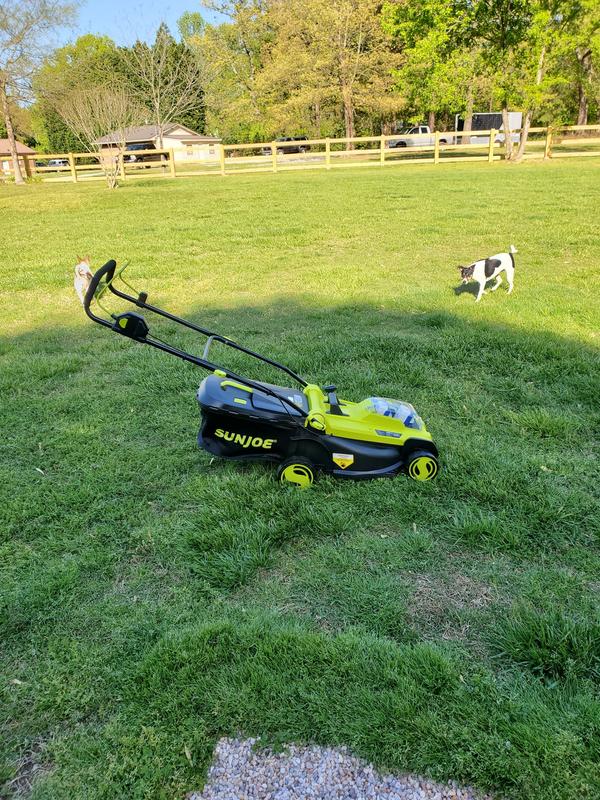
(406, 451, 439, 482)
(277, 457, 315, 489)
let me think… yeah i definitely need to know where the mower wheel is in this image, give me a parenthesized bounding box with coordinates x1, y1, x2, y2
(406, 451, 439, 482)
(277, 457, 315, 489)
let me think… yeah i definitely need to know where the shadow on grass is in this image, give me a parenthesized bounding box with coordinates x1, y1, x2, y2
(1, 299, 599, 800)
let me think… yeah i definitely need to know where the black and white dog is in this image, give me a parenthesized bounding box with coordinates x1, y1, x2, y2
(458, 245, 517, 302)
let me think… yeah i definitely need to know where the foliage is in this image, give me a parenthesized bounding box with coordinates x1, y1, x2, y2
(181, 2, 272, 142)
(32, 34, 127, 152)
(122, 23, 205, 146)
(0, 0, 75, 182)
(260, 0, 402, 139)
(382, 0, 491, 129)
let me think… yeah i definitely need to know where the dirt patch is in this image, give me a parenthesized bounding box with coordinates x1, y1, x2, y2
(3, 741, 53, 799)
(407, 565, 495, 647)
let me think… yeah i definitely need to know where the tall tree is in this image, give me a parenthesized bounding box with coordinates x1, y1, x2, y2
(0, 0, 75, 183)
(121, 23, 205, 147)
(33, 34, 122, 152)
(182, 2, 271, 142)
(511, 1, 582, 160)
(560, 0, 600, 126)
(262, 0, 401, 141)
(382, 0, 490, 133)
(463, 0, 533, 159)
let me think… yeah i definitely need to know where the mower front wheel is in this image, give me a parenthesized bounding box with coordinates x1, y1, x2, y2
(277, 457, 315, 489)
(405, 451, 439, 482)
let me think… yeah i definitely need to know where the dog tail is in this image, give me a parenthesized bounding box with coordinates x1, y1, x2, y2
(509, 244, 518, 254)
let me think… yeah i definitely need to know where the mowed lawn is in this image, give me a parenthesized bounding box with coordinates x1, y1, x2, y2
(1, 161, 599, 800)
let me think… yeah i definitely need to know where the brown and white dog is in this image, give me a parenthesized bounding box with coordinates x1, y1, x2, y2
(74, 256, 93, 304)
(458, 245, 517, 302)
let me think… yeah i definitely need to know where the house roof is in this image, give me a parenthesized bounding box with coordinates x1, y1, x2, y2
(95, 124, 221, 145)
(0, 139, 36, 155)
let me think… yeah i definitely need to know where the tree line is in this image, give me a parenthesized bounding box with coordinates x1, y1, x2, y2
(2, 0, 599, 185)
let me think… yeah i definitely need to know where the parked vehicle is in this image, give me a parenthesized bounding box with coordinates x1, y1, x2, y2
(36, 158, 69, 168)
(261, 137, 310, 156)
(124, 143, 167, 164)
(388, 126, 447, 148)
(453, 112, 522, 144)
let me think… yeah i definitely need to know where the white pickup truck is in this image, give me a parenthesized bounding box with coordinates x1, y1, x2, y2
(388, 114, 522, 148)
(388, 126, 447, 148)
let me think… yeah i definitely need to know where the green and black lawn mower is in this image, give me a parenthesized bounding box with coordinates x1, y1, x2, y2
(83, 261, 439, 487)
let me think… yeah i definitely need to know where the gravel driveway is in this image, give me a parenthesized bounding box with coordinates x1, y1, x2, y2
(189, 737, 493, 800)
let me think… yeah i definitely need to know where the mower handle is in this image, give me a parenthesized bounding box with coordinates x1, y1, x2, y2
(83, 260, 116, 312)
(82, 259, 310, 417)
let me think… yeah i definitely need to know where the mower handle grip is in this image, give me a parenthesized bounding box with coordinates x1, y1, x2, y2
(84, 259, 117, 311)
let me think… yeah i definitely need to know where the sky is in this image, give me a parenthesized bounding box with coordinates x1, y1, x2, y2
(58, 0, 222, 47)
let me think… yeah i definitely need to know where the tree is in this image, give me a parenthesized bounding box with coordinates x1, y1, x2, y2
(0, 0, 75, 184)
(57, 84, 145, 188)
(0, 98, 35, 144)
(556, 0, 600, 126)
(511, 1, 581, 160)
(382, 0, 491, 134)
(33, 34, 123, 153)
(261, 0, 401, 141)
(181, 2, 271, 142)
(461, 0, 534, 159)
(121, 23, 205, 147)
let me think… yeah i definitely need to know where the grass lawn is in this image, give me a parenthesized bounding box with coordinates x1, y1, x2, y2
(1, 160, 599, 800)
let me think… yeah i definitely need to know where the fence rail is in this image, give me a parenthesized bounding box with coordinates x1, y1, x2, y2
(2, 125, 600, 185)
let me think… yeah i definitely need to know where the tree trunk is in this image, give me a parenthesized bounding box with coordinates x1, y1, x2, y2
(427, 110, 436, 132)
(576, 48, 592, 132)
(313, 100, 322, 137)
(514, 44, 546, 162)
(514, 110, 532, 162)
(462, 88, 474, 144)
(576, 83, 588, 126)
(501, 103, 514, 161)
(0, 79, 25, 185)
(343, 92, 355, 149)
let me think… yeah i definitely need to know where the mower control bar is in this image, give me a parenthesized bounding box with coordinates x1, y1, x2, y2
(83, 260, 309, 419)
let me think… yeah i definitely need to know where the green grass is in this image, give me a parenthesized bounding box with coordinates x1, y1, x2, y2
(1, 160, 599, 800)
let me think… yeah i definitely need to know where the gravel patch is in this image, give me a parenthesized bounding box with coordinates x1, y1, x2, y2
(189, 737, 492, 800)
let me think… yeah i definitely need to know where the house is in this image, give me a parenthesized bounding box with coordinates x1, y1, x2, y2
(95, 124, 221, 162)
(0, 139, 36, 176)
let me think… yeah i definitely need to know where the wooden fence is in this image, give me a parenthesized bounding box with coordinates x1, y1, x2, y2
(3, 124, 600, 185)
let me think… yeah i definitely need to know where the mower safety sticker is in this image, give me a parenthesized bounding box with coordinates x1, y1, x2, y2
(333, 453, 354, 469)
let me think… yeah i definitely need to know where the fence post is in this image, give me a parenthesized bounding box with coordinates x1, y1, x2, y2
(68, 153, 77, 183)
(169, 149, 176, 178)
(219, 144, 226, 176)
(544, 127, 553, 159)
(325, 138, 331, 169)
(434, 131, 440, 165)
(22, 155, 32, 178)
(380, 135, 385, 166)
(119, 150, 126, 181)
(271, 142, 277, 172)
(488, 130, 496, 163)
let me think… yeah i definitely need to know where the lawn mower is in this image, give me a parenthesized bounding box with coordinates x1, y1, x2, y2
(82, 261, 439, 487)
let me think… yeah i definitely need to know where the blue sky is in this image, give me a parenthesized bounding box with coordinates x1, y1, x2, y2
(60, 0, 222, 47)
